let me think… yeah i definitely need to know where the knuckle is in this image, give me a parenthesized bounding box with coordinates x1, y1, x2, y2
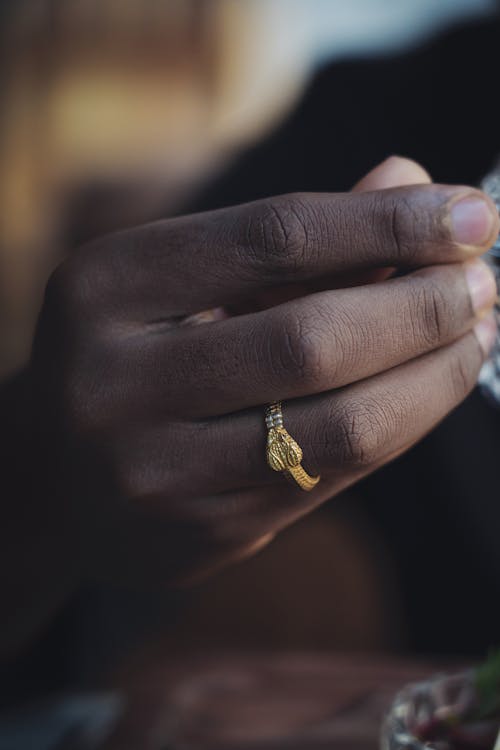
(331, 398, 390, 468)
(44, 262, 79, 317)
(445, 335, 482, 401)
(385, 194, 421, 265)
(43, 255, 97, 326)
(117, 458, 157, 503)
(271, 310, 326, 387)
(115, 430, 182, 505)
(245, 194, 313, 278)
(410, 279, 451, 347)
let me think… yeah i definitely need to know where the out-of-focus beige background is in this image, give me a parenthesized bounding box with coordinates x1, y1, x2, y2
(1, 0, 314, 377)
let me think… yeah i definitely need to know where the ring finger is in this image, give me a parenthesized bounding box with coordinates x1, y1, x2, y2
(120, 321, 494, 501)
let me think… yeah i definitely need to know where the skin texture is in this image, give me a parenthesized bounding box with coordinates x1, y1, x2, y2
(2, 157, 499, 657)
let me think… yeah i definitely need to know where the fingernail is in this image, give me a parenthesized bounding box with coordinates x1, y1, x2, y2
(450, 195, 497, 246)
(474, 311, 497, 355)
(465, 259, 497, 314)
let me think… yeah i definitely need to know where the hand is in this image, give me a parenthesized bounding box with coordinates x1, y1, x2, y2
(30, 159, 499, 587)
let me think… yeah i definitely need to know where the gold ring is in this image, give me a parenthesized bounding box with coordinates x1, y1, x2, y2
(265, 401, 320, 491)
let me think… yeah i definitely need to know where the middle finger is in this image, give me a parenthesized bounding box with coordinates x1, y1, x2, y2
(121, 259, 496, 418)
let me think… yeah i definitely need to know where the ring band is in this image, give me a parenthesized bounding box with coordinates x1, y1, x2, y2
(265, 401, 320, 491)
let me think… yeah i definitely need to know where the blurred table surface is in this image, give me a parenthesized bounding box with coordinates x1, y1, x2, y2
(101, 651, 456, 750)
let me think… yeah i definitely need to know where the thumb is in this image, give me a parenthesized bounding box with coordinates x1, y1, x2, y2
(352, 155, 432, 192)
(349, 156, 432, 284)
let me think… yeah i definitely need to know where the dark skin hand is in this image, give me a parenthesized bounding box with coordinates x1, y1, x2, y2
(1, 158, 499, 657)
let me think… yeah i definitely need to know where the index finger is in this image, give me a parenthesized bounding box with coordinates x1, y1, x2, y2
(67, 184, 499, 320)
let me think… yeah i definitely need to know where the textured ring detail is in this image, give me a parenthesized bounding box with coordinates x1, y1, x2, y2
(265, 401, 320, 491)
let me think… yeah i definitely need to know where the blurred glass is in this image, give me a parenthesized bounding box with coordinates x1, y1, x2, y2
(478, 165, 500, 406)
(381, 670, 499, 750)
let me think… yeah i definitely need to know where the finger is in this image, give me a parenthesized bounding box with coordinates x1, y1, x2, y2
(61, 183, 499, 319)
(212, 319, 496, 489)
(119, 316, 495, 497)
(352, 155, 431, 192)
(226, 158, 433, 312)
(94, 488, 278, 587)
(242, 323, 494, 483)
(350, 156, 433, 285)
(127, 258, 496, 417)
